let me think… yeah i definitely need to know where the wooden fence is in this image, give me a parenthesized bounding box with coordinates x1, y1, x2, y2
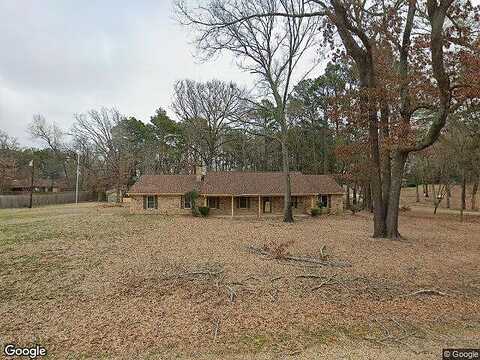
(0, 191, 96, 209)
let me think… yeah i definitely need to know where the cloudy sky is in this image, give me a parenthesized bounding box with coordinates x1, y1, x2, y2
(0, 0, 254, 146)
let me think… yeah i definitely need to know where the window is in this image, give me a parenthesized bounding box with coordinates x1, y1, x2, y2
(182, 195, 192, 209)
(238, 197, 249, 209)
(319, 195, 328, 208)
(291, 196, 298, 209)
(208, 197, 219, 209)
(146, 195, 156, 209)
(263, 197, 272, 213)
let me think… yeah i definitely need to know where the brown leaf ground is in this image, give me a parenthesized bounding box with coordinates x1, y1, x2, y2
(0, 203, 479, 359)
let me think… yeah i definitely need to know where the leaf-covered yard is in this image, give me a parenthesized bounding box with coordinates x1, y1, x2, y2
(0, 203, 479, 359)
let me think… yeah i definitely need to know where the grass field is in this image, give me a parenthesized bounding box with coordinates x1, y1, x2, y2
(0, 203, 479, 359)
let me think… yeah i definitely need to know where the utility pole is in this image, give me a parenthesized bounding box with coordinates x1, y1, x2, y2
(29, 159, 34, 208)
(75, 151, 80, 205)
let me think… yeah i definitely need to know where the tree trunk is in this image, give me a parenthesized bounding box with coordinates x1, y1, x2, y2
(460, 171, 466, 222)
(369, 130, 386, 237)
(116, 178, 122, 204)
(380, 102, 391, 218)
(281, 136, 293, 223)
(353, 185, 357, 206)
(425, 184, 429, 197)
(345, 185, 351, 210)
(322, 127, 328, 174)
(433, 184, 445, 215)
(446, 183, 451, 208)
(365, 184, 373, 212)
(471, 179, 478, 211)
(415, 183, 420, 202)
(385, 152, 408, 239)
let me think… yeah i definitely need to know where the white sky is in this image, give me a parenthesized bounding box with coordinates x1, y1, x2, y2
(0, 0, 255, 146)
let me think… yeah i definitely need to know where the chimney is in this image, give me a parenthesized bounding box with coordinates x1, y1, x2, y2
(194, 164, 206, 181)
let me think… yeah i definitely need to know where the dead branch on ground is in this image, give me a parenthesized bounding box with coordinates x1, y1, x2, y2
(246, 245, 351, 268)
(310, 274, 337, 291)
(364, 318, 418, 351)
(402, 289, 447, 297)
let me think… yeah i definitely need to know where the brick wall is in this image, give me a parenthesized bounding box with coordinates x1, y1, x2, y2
(130, 194, 343, 216)
(329, 194, 344, 214)
(129, 195, 192, 215)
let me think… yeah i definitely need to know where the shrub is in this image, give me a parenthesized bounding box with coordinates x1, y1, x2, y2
(311, 207, 321, 217)
(198, 206, 210, 217)
(350, 204, 362, 215)
(185, 190, 200, 216)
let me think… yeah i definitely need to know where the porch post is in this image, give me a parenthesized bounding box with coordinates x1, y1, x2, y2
(231, 195, 234, 218)
(204, 195, 207, 207)
(311, 195, 315, 209)
(258, 195, 261, 218)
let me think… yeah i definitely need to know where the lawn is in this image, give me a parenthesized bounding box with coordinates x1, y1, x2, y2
(0, 203, 479, 359)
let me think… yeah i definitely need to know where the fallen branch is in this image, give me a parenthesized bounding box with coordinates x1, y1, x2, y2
(403, 289, 447, 297)
(295, 274, 324, 279)
(164, 267, 224, 281)
(363, 318, 417, 350)
(311, 274, 337, 291)
(213, 319, 220, 341)
(187, 269, 224, 277)
(225, 285, 237, 303)
(246, 245, 351, 268)
(319, 244, 327, 260)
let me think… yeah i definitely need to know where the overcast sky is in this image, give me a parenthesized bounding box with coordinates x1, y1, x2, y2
(0, 0, 255, 146)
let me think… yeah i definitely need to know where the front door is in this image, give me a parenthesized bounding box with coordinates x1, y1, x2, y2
(263, 197, 272, 213)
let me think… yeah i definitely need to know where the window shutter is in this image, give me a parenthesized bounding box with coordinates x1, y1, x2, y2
(247, 198, 251, 208)
(181, 196, 184, 209)
(236, 198, 239, 208)
(154, 196, 158, 209)
(143, 196, 147, 210)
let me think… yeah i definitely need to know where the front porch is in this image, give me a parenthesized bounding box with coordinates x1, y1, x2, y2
(199, 194, 330, 217)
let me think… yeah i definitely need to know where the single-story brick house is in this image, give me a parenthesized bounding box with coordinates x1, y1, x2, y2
(128, 168, 344, 217)
(9, 178, 64, 193)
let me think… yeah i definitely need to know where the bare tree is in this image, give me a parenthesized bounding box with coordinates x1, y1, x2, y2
(28, 114, 72, 186)
(72, 107, 131, 202)
(172, 79, 246, 170)
(0, 130, 19, 193)
(176, 0, 320, 222)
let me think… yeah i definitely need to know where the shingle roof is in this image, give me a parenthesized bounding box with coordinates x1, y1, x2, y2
(129, 172, 344, 195)
(129, 175, 201, 194)
(10, 178, 61, 188)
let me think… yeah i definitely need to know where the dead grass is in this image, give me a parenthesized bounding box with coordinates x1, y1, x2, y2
(0, 203, 479, 359)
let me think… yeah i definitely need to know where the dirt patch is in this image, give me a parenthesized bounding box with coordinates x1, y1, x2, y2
(0, 203, 478, 359)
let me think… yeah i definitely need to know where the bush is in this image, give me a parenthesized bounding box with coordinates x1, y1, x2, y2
(198, 206, 210, 217)
(311, 207, 321, 217)
(350, 204, 362, 215)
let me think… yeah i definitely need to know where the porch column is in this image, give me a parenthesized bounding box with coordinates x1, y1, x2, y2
(231, 195, 234, 217)
(204, 195, 207, 207)
(311, 195, 315, 209)
(258, 195, 261, 218)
